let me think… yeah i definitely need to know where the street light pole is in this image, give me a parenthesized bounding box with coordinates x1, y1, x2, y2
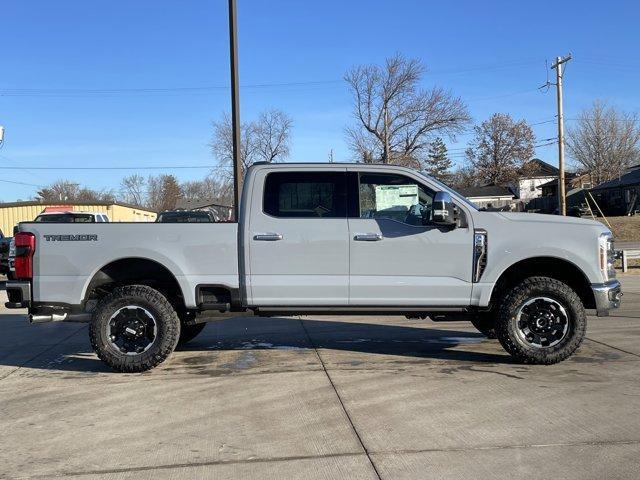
(228, 0, 242, 221)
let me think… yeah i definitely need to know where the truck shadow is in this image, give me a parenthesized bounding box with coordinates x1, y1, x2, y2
(172, 316, 513, 368)
(1, 315, 513, 374)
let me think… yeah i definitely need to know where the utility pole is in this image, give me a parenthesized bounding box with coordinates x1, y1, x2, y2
(551, 54, 571, 216)
(228, 0, 242, 221)
(383, 104, 390, 164)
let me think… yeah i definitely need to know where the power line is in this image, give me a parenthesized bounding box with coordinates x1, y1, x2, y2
(0, 178, 44, 188)
(0, 60, 545, 98)
(0, 164, 229, 171)
(0, 80, 344, 97)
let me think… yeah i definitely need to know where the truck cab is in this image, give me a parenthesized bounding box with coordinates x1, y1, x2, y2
(5, 163, 622, 372)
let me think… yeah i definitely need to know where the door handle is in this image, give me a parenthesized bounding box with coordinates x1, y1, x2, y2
(253, 233, 283, 241)
(354, 233, 383, 241)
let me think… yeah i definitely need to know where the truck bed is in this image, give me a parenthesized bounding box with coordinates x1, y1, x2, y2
(21, 222, 239, 308)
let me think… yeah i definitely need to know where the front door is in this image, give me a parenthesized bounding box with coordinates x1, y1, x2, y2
(348, 170, 474, 306)
(247, 169, 349, 306)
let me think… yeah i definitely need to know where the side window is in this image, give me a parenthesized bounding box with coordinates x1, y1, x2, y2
(357, 173, 435, 226)
(263, 172, 347, 218)
(96, 215, 103, 223)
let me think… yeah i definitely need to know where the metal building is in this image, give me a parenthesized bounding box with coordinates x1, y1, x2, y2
(0, 201, 157, 234)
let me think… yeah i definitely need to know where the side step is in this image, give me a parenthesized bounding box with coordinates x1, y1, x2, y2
(198, 302, 230, 312)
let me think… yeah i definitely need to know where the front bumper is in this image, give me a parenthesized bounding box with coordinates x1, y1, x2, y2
(592, 279, 622, 317)
(4, 280, 31, 309)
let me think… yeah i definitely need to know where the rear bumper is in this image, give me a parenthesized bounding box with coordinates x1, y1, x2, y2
(4, 280, 31, 309)
(591, 279, 622, 317)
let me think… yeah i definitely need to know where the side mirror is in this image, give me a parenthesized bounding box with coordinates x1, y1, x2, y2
(432, 191, 457, 227)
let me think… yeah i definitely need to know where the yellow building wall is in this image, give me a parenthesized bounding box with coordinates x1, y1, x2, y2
(0, 204, 156, 235)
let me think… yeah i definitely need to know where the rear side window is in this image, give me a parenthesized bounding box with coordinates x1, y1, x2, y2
(263, 172, 347, 218)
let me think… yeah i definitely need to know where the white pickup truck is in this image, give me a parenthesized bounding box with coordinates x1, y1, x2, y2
(5, 163, 621, 372)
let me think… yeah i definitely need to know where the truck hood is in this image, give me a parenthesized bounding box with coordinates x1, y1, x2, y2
(497, 212, 606, 228)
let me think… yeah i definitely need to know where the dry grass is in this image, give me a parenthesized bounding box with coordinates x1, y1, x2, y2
(593, 215, 640, 242)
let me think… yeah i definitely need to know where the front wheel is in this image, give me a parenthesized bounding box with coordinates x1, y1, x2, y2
(496, 276, 586, 365)
(89, 285, 181, 372)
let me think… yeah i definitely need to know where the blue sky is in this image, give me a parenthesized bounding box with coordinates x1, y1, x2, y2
(1, 0, 639, 201)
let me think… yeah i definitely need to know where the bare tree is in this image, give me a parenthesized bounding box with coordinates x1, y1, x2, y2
(345, 54, 470, 166)
(36, 180, 115, 203)
(566, 100, 640, 185)
(465, 113, 536, 185)
(181, 176, 233, 205)
(211, 109, 293, 179)
(450, 165, 481, 189)
(254, 110, 292, 163)
(120, 174, 146, 206)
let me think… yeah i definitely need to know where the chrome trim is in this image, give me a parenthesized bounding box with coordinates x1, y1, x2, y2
(592, 279, 622, 317)
(354, 233, 383, 241)
(473, 229, 487, 283)
(253, 233, 283, 241)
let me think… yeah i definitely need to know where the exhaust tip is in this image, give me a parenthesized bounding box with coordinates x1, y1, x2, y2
(29, 313, 68, 324)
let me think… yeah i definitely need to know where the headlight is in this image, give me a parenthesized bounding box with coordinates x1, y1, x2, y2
(599, 232, 616, 281)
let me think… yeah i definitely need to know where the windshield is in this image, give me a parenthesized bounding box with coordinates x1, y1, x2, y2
(35, 213, 95, 223)
(418, 170, 479, 211)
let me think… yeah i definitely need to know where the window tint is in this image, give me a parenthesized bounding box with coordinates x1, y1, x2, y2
(35, 213, 94, 223)
(264, 172, 347, 218)
(357, 173, 435, 226)
(157, 211, 214, 223)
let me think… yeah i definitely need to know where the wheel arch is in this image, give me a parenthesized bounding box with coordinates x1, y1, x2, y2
(489, 256, 596, 310)
(82, 257, 187, 311)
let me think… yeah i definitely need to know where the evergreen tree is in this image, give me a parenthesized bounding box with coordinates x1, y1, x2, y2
(424, 137, 451, 178)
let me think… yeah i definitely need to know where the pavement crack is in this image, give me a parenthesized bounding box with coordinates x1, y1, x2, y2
(585, 337, 640, 358)
(16, 439, 640, 479)
(16, 452, 366, 479)
(298, 317, 383, 480)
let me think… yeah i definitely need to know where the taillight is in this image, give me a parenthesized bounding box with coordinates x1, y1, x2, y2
(14, 232, 36, 280)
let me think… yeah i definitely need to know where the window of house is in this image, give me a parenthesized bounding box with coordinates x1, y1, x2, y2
(263, 171, 347, 218)
(356, 173, 435, 226)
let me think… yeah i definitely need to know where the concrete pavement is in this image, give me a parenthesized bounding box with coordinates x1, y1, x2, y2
(0, 277, 639, 479)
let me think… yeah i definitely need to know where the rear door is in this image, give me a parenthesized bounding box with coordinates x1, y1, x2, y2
(247, 168, 349, 306)
(347, 169, 474, 306)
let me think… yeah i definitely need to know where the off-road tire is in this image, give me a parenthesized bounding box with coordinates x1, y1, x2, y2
(89, 285, 180, 372)
(178, 322, 207, 346)
(470, 312, 497, 339)
(496, 276, 586, 365)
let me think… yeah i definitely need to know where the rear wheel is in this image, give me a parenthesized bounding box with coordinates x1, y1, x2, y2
(89, 285, 180, 372)
(496, 276, 586, 365)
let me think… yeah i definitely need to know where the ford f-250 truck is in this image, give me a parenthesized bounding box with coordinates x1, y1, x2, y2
(5, 163, 622, 372)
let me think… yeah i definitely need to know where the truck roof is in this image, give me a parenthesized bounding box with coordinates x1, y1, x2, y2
(249, 161, 421, 175)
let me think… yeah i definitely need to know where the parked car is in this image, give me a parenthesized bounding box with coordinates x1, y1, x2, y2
(156, 210, 216, 223)
(5, 163, 621, 372)
(0, 229, 12, 277)
(34, 211, 110, 223)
